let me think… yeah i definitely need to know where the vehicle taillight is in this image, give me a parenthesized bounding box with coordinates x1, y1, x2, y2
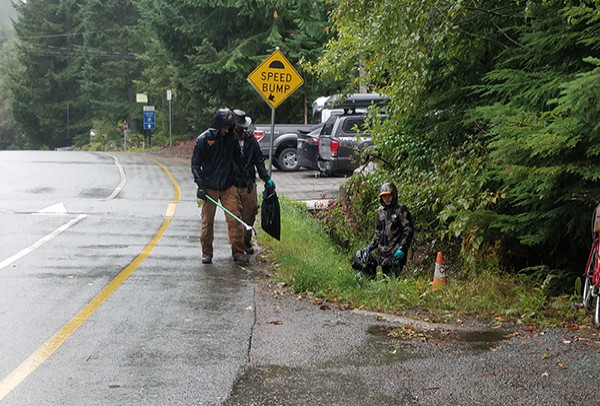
(254, 130, 264, 142)
(331, 140, 340, 157)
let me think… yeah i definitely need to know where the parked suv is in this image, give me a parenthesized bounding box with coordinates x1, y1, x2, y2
(317, 113, 384, 176)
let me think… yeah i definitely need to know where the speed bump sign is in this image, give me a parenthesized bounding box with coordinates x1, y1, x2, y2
(247, 49, 304, 109)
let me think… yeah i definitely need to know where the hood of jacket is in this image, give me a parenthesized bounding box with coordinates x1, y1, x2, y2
(211, 108, 235, 133)
(378, 182, 398, 207)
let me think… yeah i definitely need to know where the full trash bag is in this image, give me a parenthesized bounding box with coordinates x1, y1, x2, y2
(261, 188, 280, 240)
(352, 247, 377, 278)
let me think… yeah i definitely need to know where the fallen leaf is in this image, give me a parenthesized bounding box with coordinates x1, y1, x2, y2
(556, 362, 566, 369)
(268, 320, 282, 325)
(542, 353, 549, 359)
(562, 340, 571, 344)
(542, 371, 549, 377)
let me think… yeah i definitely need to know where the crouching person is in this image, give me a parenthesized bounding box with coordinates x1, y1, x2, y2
(366, 182, 413, 277)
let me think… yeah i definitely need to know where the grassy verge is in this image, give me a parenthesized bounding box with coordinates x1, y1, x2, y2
(256, 196, 590, 327)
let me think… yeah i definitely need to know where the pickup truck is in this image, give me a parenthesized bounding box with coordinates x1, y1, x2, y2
(253, 124, 316, 171)
(253, 93, 387, 172)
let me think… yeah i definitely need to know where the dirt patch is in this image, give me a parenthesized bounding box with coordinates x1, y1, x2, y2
(145, 138, 196, 163)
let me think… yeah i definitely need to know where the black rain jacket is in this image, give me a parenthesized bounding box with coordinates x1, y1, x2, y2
(191, 126, 250, 191)
(235, 129, 270, 186)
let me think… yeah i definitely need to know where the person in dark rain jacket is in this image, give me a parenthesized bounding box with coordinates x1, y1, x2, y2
(367, 182, 414, 277)
(192, 108, 252, 265)
(232, 109, 275, 254)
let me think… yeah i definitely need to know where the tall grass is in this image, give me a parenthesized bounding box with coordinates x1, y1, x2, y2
(256, 196, 589, 326)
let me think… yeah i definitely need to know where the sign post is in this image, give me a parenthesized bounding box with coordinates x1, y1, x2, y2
(247, 47, 304, 176)
(167, 89, 173, 147)
(123, 121, 128, 150)
(143, 105, 155, 148)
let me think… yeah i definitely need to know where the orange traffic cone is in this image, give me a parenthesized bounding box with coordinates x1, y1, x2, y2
(432, 251, 447, 289)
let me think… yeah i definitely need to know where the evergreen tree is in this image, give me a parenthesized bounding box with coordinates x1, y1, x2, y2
(0, 17, 19, 149)
(11, 0, 84, 148)
(0, 36, 20, 149)
(77, 0, 144, 143)
(137, 0, 338, 131)
(474, 1, 600, 269)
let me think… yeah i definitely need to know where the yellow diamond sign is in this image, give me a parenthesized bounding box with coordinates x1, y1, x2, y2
(247, 49, 304, 109)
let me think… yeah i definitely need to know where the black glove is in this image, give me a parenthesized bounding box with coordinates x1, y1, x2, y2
(197, 188, 207, 201)
(246, 181, 253, 194)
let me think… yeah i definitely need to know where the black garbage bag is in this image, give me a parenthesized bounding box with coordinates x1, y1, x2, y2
(261, 189, 280, 240)
(352, 248, 377, 278)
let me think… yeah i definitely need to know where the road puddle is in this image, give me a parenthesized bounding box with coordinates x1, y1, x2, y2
(371, 323, 512, 353)
(452, 329, 511, 351)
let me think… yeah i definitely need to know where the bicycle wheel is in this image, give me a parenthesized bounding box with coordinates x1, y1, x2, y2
(594, 295, 600, 328)
(583, 272, 593, 308)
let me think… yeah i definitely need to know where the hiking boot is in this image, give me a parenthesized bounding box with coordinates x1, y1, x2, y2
(202, 256, 212, 264)
(233, 254, 249, 266)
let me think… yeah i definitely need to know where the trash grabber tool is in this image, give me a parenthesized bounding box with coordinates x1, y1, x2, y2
(205, 195, 256, 235)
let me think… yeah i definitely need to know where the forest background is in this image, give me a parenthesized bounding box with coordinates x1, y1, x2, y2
(1, 0, 600, 294)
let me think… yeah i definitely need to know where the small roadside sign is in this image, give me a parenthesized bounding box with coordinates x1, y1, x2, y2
(143, 105, 155, 130)
(247, 49, 304, 109)
(123, 121, 128, 131)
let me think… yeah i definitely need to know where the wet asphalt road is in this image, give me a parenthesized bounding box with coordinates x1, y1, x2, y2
(1, 151, 600, 405)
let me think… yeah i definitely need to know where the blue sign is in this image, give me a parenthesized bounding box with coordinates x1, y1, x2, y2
(143, 106, 155, 130)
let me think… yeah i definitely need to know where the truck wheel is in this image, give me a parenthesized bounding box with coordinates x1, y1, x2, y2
(277, 147, 299, 171)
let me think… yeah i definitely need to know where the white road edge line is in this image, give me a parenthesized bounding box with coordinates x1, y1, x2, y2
(0, 214, 87, 271)
(106, 154, 126, 200)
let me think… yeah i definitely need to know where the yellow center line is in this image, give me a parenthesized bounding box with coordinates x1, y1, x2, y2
(0, 159, 180, 402)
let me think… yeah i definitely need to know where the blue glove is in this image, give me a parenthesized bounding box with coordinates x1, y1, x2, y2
(265, 179, 276, 191)
(394, 249, 405, 260)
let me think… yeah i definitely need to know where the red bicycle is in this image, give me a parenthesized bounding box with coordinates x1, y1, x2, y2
(580, 204, 600, 328)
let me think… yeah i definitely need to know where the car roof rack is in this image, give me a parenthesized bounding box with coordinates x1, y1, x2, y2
(323, 93, 389, 111)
